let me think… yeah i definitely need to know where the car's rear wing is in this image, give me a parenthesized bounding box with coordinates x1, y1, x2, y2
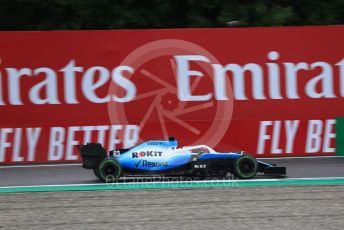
(77, 143, 107, 169)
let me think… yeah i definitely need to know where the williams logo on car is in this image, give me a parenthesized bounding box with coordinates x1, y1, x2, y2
(132, 151, 163, 158)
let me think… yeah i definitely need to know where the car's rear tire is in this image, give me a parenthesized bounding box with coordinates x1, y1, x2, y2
(233, 155, 258, 179)
(93, 166, 102, 180)
(98, 158, 122, 182)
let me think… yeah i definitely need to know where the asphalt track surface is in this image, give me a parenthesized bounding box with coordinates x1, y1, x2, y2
(1, 157, 344, 229)
(1, 185, 343, 229)
(1, 157, 344, 187)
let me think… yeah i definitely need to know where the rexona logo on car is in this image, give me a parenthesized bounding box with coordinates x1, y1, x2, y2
(132, 151, 163, 158)
(135, 160, 168, 168)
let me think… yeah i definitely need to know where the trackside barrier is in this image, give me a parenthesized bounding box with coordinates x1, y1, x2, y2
(0, 25, 343, 164)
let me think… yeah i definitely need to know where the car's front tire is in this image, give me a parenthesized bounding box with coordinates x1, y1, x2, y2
(98, 158, 122, 182)
(233, 155, 258, 179)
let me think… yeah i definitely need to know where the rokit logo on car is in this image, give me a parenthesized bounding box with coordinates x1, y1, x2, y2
(135, 160, 168, 168)
(132, 151, 163, 158)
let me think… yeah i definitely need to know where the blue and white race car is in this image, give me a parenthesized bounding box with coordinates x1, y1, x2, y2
(77, 137, 286, 182)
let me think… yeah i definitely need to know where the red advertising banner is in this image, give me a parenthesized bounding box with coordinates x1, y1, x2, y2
(0, 25, 343, 164)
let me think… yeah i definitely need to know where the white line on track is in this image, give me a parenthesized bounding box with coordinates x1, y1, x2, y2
(1, 177, 344, 189)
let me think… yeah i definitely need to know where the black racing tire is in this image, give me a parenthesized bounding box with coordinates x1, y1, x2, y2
(233, 154, 258, 179)
(93, 166, 102, 180)
(98, 158, 122, 182)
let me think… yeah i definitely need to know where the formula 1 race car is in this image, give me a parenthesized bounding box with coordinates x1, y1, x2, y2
(77, 137, 286, 182)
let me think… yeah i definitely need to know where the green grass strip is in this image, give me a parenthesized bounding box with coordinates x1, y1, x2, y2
(336, 117, 344, 156)
(1, 177, 344, 193)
